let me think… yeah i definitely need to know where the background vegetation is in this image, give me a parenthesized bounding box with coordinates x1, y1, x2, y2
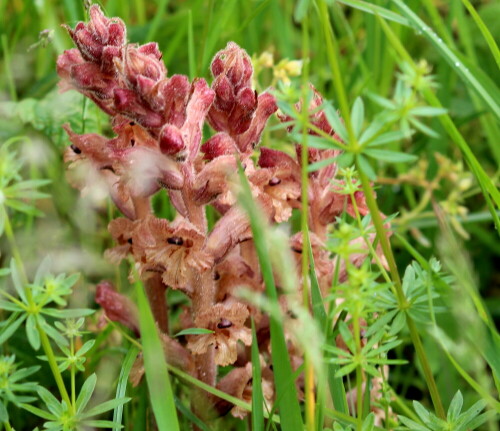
(0, 0, 499, 430)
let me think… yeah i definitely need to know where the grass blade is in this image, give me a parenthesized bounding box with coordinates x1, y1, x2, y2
(237, 165, 304, 430)
(136, 280, 180, 431)
(112, 346, 140, 430)
(461, 0, 500, 70)
(251, 319, 264, 431)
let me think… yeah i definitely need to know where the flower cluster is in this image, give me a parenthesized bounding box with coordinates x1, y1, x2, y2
(57, 5, 377, 418)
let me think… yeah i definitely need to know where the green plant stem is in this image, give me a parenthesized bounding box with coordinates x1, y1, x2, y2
(2, 206, 73, 411)
(300, 13, 316, 431)
(1, 34, 17, 101)
(3, 421, 13, 431)
(355, 167, 446, 419)
(353, 309, 363, 430)
(70, 338, 76, 408)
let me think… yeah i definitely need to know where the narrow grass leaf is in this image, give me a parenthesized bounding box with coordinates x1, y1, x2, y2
(113, 346, 140, 431)
(336, 0, 410, 26)
(364, 149, 417, 163)
(461, 0, 500, 70)
(237, 165, 303, 430)
(136, 279, 180, 431)
(251, 319, 264, 431)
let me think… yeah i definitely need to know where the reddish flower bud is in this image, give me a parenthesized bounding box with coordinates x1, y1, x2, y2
(159, 124, 186, 156)
(120, 44, 166, 88)
(95, 281, 139, 335)
(212, 75, 235, 112)
(201, 133, 237, 160)
(210, 42, 253, 92)
(64, 5, 125, 66)
(113, 88, 164, 129)
(70, 62, 116, 98)
(158, 74, 191, 127)
(233, 92, 277, 153)
(259, 147, 299, 176)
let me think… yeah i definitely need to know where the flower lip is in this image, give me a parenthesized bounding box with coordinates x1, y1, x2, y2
(217, 318, 233, 329)
(167, 236, 184, 246)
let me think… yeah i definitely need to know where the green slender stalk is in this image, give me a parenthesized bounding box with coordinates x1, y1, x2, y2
(1, 34, 17, 101)
(300, 13, 316, 431)
(70, 337, 76, 408)
(316, 0, 355, 144)
(356, 167, 446, 419)
(2, 206, 73, 411)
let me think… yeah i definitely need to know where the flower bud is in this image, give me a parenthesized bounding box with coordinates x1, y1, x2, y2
(201, 133, 237, 160)
(159, 124, 186, 156)
(64, 5, 125, 65)
(95, 280, 139, 335)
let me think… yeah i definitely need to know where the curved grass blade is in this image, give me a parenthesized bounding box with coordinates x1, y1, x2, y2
(336, 0, 410, 26)
(251, 319, 264, 431)
(136, 280, 180, 431)
(237, 164, 304, 430)
(112, 346, 140, 430)
(461, 0, 500, 70)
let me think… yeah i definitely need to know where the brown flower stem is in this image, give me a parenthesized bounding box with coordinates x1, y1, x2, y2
(144, 273, 169, 334)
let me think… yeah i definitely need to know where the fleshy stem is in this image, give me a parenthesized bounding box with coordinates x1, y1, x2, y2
(1, 205, 73, 412)
(300, 13, 315, 431)
(356, 168, 446, 420)
(315, 0, 446, 419)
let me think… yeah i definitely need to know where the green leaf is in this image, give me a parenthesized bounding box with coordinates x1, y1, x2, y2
(356, 154, 376, 181)
(336, 0, 410, 26)
(136, 280, 180, 431)
(173, 328, 214, 337)
(20, 403, 57, 421)
(42, 308, 94, 318)
(76, 373, 97, 414)
(294, 0, 310, 22)
(351, 97, 365, 138)
(251, 319, 264, 431)
(364, 130, 409, 148)
(10, 259, 26, 303)
(362, 413, 375, 431)
(26, 314, 41, 350)
(409, 106, 447, 117)
(237, 164, 304, 430)
(364, 149, 417, 163)
(37, 387, 62, 416)
(324, 103, 349, 142)
(0, 313, 27, 344)
(447, 391, 463, 423)
(81, 397, 131, 418)
(0, 400, 8, 422)
(113, 346, 140, 430)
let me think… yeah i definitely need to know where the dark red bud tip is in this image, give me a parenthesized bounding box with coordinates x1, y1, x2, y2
(201, 133, 236, 160)
(159, 124, 186, 156)
(258, 92, 278, 116)
(258, 147, 283, 168)
(237, 87, 257, 110)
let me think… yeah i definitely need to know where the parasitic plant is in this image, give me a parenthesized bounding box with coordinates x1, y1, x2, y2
(57, 4, 387, 423)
